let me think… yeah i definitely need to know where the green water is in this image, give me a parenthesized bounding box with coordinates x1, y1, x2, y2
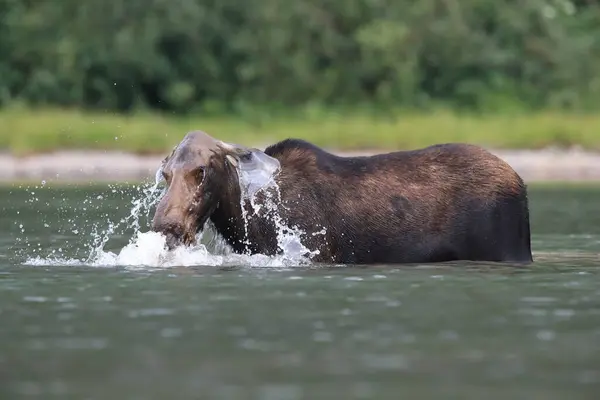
(1, 185, 600, 399)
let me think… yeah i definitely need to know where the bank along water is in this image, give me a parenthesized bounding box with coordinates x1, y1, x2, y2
(20, 152, 325, 269)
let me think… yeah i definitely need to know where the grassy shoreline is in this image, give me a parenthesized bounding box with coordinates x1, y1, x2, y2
(2, 107, 600, 155)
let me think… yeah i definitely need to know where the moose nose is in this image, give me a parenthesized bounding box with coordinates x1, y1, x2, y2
(152, 221, 185, 250)
(164, 231, 181, 250)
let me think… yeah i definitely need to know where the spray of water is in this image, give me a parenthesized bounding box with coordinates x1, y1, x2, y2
(22, 154, 321, 269)
(235, 150, 323, 263)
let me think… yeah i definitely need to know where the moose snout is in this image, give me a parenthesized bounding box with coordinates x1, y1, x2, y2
(152, 219, 185, 250)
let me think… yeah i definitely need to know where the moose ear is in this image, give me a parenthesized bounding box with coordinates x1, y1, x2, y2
(229, 148, 281, 198)
(225, 154, 238, 167)
(156, 144, 178, 184)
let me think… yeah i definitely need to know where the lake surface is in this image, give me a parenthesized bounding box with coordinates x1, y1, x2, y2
(1, 184, 600, 399)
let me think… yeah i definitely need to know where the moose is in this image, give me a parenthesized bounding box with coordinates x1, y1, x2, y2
(151, 130, 533, 265)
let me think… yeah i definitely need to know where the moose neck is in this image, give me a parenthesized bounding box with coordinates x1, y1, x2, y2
(208, 179, 279, 256)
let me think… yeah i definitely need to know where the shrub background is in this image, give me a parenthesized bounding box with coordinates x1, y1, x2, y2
(1, 0, 599, 115)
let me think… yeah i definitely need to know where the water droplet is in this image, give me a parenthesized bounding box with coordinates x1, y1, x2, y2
(536, 330, 556, 341)
(23, 296, 47, 303)
(312, 331, 333, 342)
(160, 328, 182, 338)
(344, 276, 363, 281)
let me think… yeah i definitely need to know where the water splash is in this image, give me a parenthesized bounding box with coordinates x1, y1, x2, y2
(22, 152, 322, 269)
(22, 171, 174, 269)
(85, 168, 166, 264)
(236, 150, 281, 199)
(235, 150, 323, 263)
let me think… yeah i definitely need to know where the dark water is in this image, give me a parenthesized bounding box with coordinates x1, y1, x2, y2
(1, 184, 600, 399)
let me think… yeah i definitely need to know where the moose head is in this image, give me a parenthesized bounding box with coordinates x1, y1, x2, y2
(151, 130, 280, 249)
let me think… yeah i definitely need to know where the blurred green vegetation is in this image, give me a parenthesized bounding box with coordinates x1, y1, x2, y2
(1, 0, 599, 153)
(1, 0, 599, 113)
(2, 106, 600, 156)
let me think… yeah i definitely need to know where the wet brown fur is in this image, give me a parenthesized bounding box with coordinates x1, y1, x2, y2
(153, 134, 533, 265)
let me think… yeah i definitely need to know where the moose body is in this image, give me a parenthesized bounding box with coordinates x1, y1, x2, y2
(152, 131, 533, 265)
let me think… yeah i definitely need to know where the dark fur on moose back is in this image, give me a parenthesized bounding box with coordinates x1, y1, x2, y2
(152, 132, 533, 265)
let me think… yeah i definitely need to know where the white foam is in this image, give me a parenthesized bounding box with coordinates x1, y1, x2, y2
(88, 231, 225, 268)
(24, 229, 309, 269)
